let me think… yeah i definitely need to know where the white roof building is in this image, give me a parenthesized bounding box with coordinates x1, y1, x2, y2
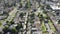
(50, 2, 60, 10)
(50, 5, 60, 10)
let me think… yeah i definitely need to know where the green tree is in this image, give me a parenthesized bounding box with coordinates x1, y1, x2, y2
(19, 3, 22, 8)
(46, 5, 51, 9)
(58, 20, 60, 24)
(38, 13, 41, 18)
(10, 28, 18, 34)
(3, 25, 9, 34)
(41, 6, 44, 10)
(43, 10, 47, 14)
(25, 0, 31, 9)
(0, 23, 2, 26)
(0, 31, 3, 34)
(30, 13, 35, 20)
(10, 21, 14, 25)
(16, 23, 23, 30)
(19, 13, 24, 18)
(30, 20, 34, 23)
